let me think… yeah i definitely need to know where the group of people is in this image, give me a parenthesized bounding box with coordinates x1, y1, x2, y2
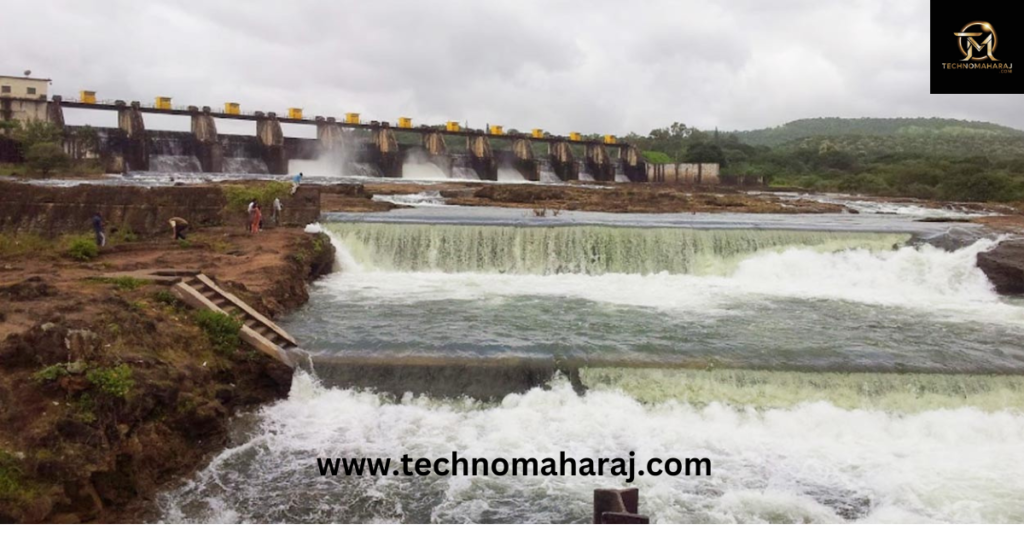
(247, 196, 284, 234)
(88, 173, 302, 246)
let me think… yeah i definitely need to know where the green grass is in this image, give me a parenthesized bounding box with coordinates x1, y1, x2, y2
(86, 364, 134, 399)
(194, 310, 243, 355)
(66, 236, 99, 261)
(0, 232, 53, 258)
(33, 364, 69, 383)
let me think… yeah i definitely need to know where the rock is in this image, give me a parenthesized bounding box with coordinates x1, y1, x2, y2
(977, 240, 1024, 294)
(65, 329, 101, 362)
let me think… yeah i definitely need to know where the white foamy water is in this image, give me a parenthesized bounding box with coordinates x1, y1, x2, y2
(371, 191, 447, 207)
(323, 230, 1020, 327)
(156, 374, 1024, 523)
(497, 167, 528, 182)
(769, 192, 996, 219)
(402, 162, 447, 179)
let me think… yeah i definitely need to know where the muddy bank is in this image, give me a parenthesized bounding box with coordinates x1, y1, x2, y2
(0, 227, 335, 522)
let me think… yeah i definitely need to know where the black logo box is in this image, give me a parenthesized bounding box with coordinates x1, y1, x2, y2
(930, 1, 1022, 94)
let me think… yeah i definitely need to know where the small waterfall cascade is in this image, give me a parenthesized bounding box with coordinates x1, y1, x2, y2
(326, 223, 908, 275)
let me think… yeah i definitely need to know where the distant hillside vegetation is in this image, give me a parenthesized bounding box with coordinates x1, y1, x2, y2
(733, 118, 1024, 147)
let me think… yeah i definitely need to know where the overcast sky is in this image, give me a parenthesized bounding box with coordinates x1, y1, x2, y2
(3, 0, 1022, 136)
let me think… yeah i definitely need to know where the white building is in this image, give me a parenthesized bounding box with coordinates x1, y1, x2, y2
(0, 74, 51, 123)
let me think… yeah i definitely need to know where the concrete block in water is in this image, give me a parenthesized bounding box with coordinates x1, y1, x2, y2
(594, 488, 648, 524)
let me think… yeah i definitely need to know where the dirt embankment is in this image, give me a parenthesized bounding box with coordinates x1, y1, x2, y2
(0, 226, 335, 522)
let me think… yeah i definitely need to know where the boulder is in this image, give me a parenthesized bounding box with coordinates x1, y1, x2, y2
(977, 240, 1024, 294)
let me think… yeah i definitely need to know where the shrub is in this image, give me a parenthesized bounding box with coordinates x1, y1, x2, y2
(0, 450, 29, 501)
(112, 224, 137, 244)
(222, 181, 292, 214)
(86, 364, 134, 399)
(153, 289, 179, 305)
(66, 237, 99, 261)
(33, 364, 69, 383)
(24, 142, 71, 176)
(194, 310, 243, 355)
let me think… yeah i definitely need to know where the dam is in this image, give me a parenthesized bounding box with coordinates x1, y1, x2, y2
(20, 93, 649, 181)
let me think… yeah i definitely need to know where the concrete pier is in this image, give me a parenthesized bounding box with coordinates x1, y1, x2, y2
(585, 142, 615, 182)
(373, 123, 402, 178)
(117, 101, 148, 172)
(316, 117, 345, 152)
(422, 131, 452, 176)
(548, 140, 579, 181)
(191, 106, 223, 173)
(467, 132, 497, 181)
(511, 137, 539, 182)
(620, 144, 647, 182)
(256, 111, 287, 174)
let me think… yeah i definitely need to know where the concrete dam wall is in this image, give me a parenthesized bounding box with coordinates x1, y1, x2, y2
(23, 97, 649, 182)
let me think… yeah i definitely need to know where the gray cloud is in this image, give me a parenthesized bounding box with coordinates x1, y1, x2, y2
(3, 0, 1022, 136)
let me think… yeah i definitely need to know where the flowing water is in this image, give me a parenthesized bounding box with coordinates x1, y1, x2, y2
(155, 215, 1024, 523)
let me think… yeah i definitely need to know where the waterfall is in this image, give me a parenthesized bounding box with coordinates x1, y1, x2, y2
(497, 167, 526, 182)
(148, 132, 202, 172)
(325, 223, 908, 275)
(538, 160, 561, 183)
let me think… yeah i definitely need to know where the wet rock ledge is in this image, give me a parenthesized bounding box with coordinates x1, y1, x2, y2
(978, 240, 1024, 295)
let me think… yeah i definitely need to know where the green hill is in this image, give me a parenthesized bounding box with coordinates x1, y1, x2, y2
(733, 117, 1024, 147)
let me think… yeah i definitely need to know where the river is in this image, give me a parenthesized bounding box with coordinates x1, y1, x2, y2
(154, 207, 1024, 523)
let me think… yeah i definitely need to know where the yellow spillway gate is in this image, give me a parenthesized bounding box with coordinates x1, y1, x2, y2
(155, 96, 172, 110)
(345, 113, 361, 125)
(532, 129, 544, 139)
(489, 125, 504, 135)
(80, 90, 97, 104)
(569, 132, 581, 141)
(225, 102, 240, 115)
(446, 121, 461, 133)
(288, 108, 303, 120)
(604, 135, 617, 144)
(398, 117, 413, 128)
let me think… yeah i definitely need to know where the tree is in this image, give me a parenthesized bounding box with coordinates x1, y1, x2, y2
(24, 142, 71, 176)
(74, 125, 100, 159)
(686, 142, 726, 166)
(12, 120, 63, 146)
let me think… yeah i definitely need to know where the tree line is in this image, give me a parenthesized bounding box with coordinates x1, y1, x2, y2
(613, 119, 1024, 203)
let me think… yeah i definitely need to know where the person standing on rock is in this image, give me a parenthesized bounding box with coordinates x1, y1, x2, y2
(169, 217, 189, 240)
(291, 172, 303, 194)
(91, 213, 106, 248)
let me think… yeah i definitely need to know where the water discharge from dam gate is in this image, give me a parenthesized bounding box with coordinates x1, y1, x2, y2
(155, 218, 1024, 523)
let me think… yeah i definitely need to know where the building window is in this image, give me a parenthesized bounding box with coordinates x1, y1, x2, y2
(27, 87, 37, 95)
(0, 86, 10, 94)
